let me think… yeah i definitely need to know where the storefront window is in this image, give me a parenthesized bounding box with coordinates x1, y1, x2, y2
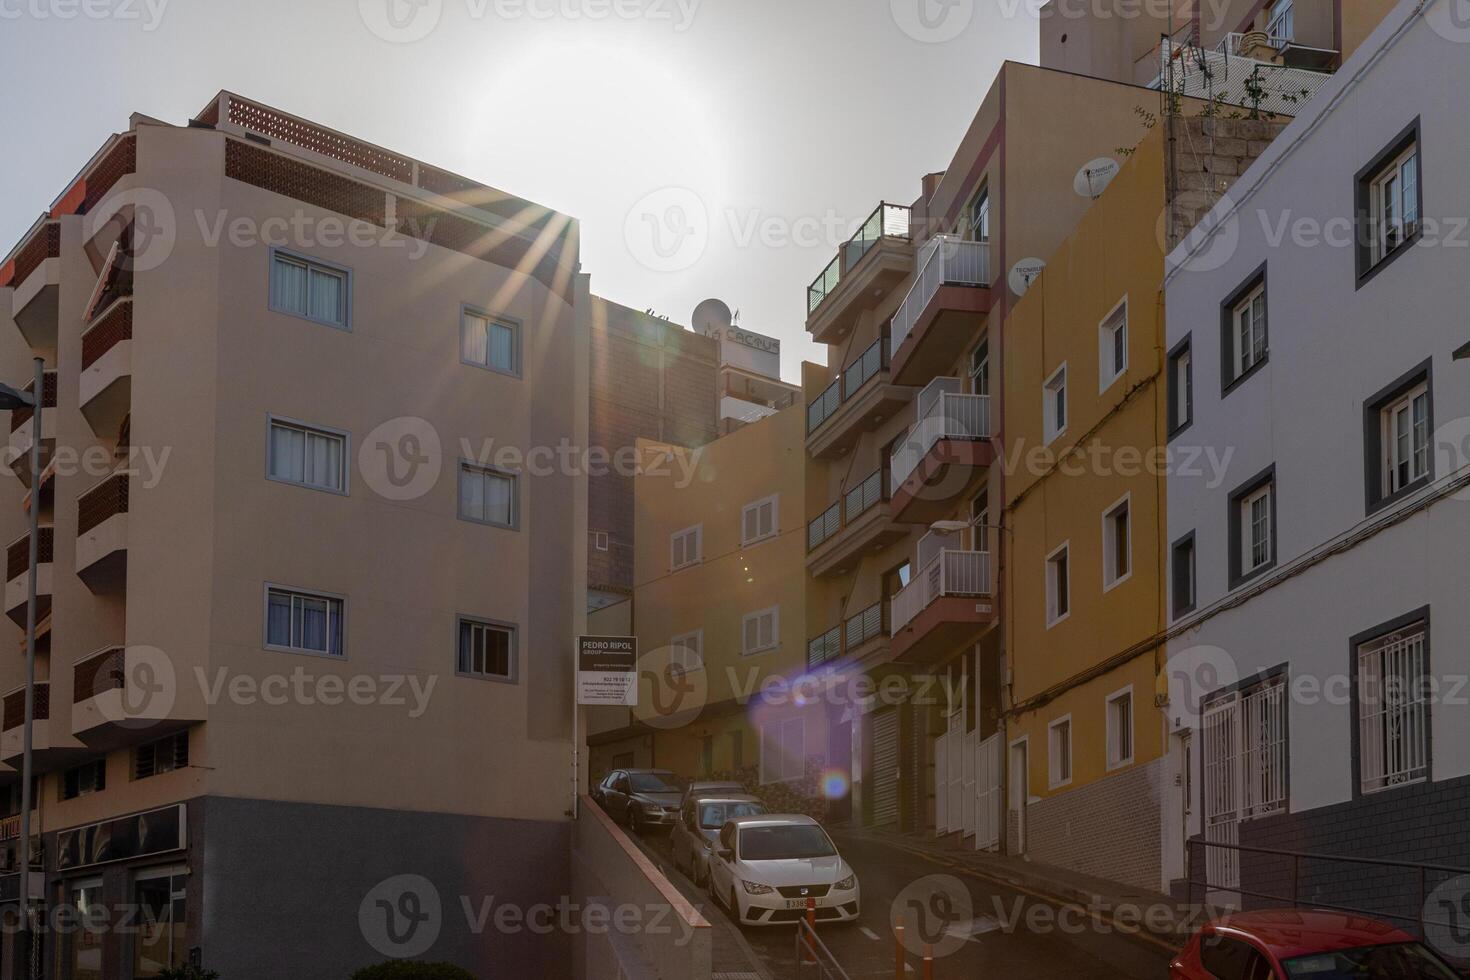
(70, 878, 105, 980)
(132, 867, 187, 977)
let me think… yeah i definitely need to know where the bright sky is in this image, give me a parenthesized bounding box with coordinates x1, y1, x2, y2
(0, 0, 1039, 381)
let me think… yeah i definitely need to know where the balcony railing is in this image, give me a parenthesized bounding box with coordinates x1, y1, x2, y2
(891, 550, 991, 634)
(809, 470, 888, 553)
(7, 222, 59, 290)
(77, 473, 129, 536)
(807, 601, 888, 670)
(807, 627, 841, 669)
(74, 648, 126, 704)
(7, 527, 53, 581)
(891, 236, 991, 359)
(2, 683, 49, 732)
(9, 372, 57, 433)
(82, 299, 134, 371)
(807, 203, 912, 315)
(807, 381, 841, 434)
(807, 337, 889, 435)
(1154, 37, 1333, 117)
(890, 383, 991, 494)
(808, 503, 841, 552)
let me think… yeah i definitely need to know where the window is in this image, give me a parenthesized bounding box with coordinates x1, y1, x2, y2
(1228, 466, 1276, 588)
(1221, 269, 1268, 393)
(62, 759, 106, 801)
(133, 866, 188, 977)
(670, 629, 704, 675)
(461, 307, 520, 375)
(1048, 716, 1072, 788)
(133, 732, 188, 781)
(1364, 362, 1433, 512)
(458, 462, 517, 528)
(592, 531, 609, 552)
(1266, 0, 1293, 38)
(1099, 299, 1128, 391)
(69, 877, 105, 980)
(1102, 494, 1131, 590)
(1203, 673, 1288, 831)
(269, 249, 349, 329)
(1171, 532, 1197, 619)
(742, 607, 779, 655)
(1355, 615, 1428, 795)
(1201, 934, 1274, 980)
(968, 187, 990, 244)
(1168, 336, 1193, 437)
(265, 585, 345, 657)
(1106, 688, 1134, 769)
(1045, 542, 1070, 626)
(1356, 120, 1421, 283)
(457, 617, 515, 681)
(267, 417, 347, 494)
(741, 494, 779, 545)
(969, 337, 989, 396)
(761, 716, 805, 783)
(1043, 364, 1068, 443)
(670, 524, 703, 570)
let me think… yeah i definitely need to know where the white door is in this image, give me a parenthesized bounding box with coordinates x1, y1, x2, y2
(946, 711, 964, 833)
(1009, 740, 1028, 854)
(961, 729, 977, 838)
(975, 733, 1002, 851)
(1202, 695, 1242, 891)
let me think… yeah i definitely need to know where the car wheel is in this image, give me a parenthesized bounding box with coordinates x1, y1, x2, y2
(630, 809, 642, 835)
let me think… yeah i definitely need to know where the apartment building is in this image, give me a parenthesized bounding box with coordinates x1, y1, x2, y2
(691, 299, 801, 437)
(0, 92, 585, 977)
(1162, 0, 1470, 914)
(587, 407, 822, 808)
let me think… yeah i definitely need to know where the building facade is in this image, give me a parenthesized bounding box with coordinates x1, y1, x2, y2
(1162, 0, 1470, 914)
(0, 91, 585, 978)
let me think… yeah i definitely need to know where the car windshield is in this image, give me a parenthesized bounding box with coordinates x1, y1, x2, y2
(1282, 942, 1460, 979)
(739, 824, 836, 860)
(698, 802, 765, 829)
(629, 773, 681, 793)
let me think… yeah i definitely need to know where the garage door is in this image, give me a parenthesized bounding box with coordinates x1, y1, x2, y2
(871, 709, 900, 826)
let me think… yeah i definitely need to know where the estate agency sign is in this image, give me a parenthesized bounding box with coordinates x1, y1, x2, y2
(576, 636, 637, 706)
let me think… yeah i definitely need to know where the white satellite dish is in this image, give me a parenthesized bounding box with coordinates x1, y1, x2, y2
(1009, 259, 1047, 297)
(1074, 157, 1121, 199)
(691, 298, 733, 338)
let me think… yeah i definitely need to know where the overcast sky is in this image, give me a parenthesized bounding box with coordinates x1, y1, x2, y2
(0, 0, 1039, 381)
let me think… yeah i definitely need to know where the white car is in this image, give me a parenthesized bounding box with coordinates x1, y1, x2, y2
(706, 814, 860, 926)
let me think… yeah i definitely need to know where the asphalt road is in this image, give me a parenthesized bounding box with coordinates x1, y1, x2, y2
(629, 824, 1176, 979)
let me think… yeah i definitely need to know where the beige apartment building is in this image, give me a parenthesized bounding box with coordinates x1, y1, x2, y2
(0, 92, 585, 978)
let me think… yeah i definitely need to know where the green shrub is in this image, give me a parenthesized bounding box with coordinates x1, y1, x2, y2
(350, 961, 477, 980)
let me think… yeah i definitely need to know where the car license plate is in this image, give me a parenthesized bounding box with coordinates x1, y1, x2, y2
(784, 899, 811, 909)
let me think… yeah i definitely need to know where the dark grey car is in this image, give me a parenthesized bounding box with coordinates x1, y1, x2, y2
(592, 768, 685, 834)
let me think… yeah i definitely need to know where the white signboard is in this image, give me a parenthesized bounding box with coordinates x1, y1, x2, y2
(576, 636, 638, 706)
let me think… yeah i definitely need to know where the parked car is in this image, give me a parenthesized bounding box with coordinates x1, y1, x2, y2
(706, 814, 860, 927)
(591, 769, 685, 834)
(678, 780, 746, 808)
(671, 793, 766, 886)
(1171, 910, 1464, 979)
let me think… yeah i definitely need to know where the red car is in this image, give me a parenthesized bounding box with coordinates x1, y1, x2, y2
(1171, 909, 1465, 979)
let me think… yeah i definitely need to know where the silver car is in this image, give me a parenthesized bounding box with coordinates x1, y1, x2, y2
(671, 794, 765, 886)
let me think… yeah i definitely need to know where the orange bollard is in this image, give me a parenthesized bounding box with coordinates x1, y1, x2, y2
(923, 943, 934, 980)
(894, 914, 906, 980)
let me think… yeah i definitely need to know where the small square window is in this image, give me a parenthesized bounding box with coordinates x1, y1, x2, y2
(461, 307, 520, 376)
(741, 495, 779, 546)
(134, 732, 189, 781)
(1099, 299, 1128, 391)
(458, 462, 517, 528)
(1171, 532, 1197, 619)
(742, 607, 779, 656)
(1043, 364, 1068, 443)
(671, 525, 703, 570)
(62, 759, 107, 801)
(1106, 688, 1134, 770)
(265, 585, 345, 657)
(457, 618, 516, 681)
(1048, 716, 1072, 788)
(1046, 542, 1070, 627)
(269, 250, 349, 329)
(1168, 336, 1193, 437)
(592, 531, 610, 552)
(267, 417, 348, 494)
(1102, 494, 1131, 590)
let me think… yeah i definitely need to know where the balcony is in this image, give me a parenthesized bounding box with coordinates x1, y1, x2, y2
(4, 220, 60, 354)
(890, 381, 994, 524)
(1154, 37, 1334, 116)
(72, 646, 201, 750)
(806, 337, 914, 460)
(806, 204, 914, 345)
(4, 527, 53, 627)
(890, 236, 994, 386)
(6, 371, 56, 487)
(0, 683, 70, 768)
(806, 470, 907, 578)
(76, 473, 129, 593)
(890, 550, 996, 664)
(806, 601, 888, 672)
(80, 297, 133, 441)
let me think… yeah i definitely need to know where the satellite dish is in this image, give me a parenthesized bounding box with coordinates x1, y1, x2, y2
(691, 298, 733, 338)
(1009, 259, 1047, 297)
(1074, 157, 1121, 199)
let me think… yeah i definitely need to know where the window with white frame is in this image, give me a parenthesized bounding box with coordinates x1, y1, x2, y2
(461, 308, 520, 375)
(1043, 364, 1068, 443)
(670, 524, 703, 570)
(1102, 494, 1131, 590)
(1048, 716, 1072, 788)
(269, 250, 348, 328)
(1244, 486, 1272, 573)
(970, 337, 989, 396)
(265, 585, 344, 657)
(1369, 143, 1420, 267)
(1202, 673, 1288, 836)
(1230, 282, 1267, 383)
(457, 617, 515, 681)
(968, 187, 990, 244)
(1266, 0, 1293, 39)
(267, 417, 347, 493)
(670, 629, 704, 675)
(1357, 621, 1428, 794)
(742, 494, 779, 545)
(458, 462, 517, 528)
(1099, 300, 1128, 391)
(1106, 688, 1134, 769)
(761, 716, 805, 783)
(742, 607, 779, 655)
(1229, 467, 1276, 587)
(592, 531, 609, 552)
(1383, 383, 1430, 496)
(1045, 543, 1070, 626)
(1168, 338, 1192, 436)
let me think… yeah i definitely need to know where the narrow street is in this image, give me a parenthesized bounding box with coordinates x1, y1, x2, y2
(629, 825, 1176, 979)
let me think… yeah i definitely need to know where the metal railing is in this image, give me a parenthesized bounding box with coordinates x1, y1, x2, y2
(1155, 36, 1333, 117)
(806, 203, 912, 315)
(810, 470, 888, 554)
(807, 379, 842, 434)
(891, 235, 991, 359)
(808, 337, 889, 436)
(808, 602, 888, 670)
(807, 627, 842, 669)
(891, 550, 991, 633)
(844, 602, 885, 650)
(807, 503, 841, 552)
(890, 386, 990, 495)
(794, 914, 851, 979)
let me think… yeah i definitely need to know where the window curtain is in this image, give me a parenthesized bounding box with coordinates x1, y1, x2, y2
(460, 466, 485, 519)
(308, 267, 344, 324)
(300, 596, 329, 652)
(271, 257, 308, 315)
(489, 321, 515, 371)
(269, 424, 306, 483)
(304, 430, 342, 490)
(266, 591, 293, 647)
(462, 313, 489, 366)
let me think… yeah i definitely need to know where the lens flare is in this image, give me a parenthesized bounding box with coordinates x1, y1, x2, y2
(821, 769, 850, 799)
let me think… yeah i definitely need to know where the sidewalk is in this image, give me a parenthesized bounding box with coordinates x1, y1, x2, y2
(838, 826, 1199, 950)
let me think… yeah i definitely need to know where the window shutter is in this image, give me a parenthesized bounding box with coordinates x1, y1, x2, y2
(743, 508, 758, 543)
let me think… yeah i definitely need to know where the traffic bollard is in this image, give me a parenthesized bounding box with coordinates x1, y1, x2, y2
(923, 943, 934, 980)
(894, 914, 905, 980)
